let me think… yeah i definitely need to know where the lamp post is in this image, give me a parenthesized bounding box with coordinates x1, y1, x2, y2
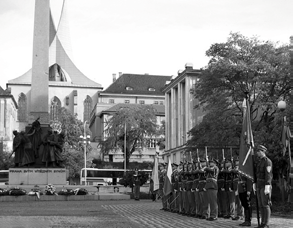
(80, 120, 91, 185)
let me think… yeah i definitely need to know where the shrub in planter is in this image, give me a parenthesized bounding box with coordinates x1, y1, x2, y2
(74, 188, 88, 195)
(9, 187, 26, 196)
(0, 188, 9, 196)
(58, 188, 75, 196)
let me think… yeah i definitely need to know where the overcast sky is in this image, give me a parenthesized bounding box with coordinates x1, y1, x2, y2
(0, 0, 292, 90)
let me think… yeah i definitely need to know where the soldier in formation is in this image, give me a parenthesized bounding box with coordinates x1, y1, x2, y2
(158, 148, 272, 227)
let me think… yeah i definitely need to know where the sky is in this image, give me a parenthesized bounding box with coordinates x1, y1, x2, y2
(0, 0, 292, 90)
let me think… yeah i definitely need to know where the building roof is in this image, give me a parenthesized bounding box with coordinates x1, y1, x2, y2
(101, 74, 172, 95)
(99, 103, 165, 117)
(0, 86, 18, 108)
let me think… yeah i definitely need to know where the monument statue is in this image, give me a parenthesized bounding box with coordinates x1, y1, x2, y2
(27, 117, 43, 160)
(42, 120, 64, 167)
(11, 130, 24, 167)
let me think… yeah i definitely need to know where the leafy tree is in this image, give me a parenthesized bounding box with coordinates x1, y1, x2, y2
(58, 107, 92, 180)
(187, 32, 292, 198)
(0, 142, 14, 170)
(98, 105, 158, 166)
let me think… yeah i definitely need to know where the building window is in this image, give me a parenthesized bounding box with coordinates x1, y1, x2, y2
(153, 101, 158, 105)
(109, 99, 114, 104)
(65, 96, 69, 105)
(83, 95, 92, 122)
(125, 100, 130, 104)
(139, 100, 145, 104)
(160, 101, 164, 105)
(50, 96, 61, 121)
(109, 155, 113, 162)
(125, 86, 133, 91)
(147, 139, 156, 148)
(17, 93, 27, 122)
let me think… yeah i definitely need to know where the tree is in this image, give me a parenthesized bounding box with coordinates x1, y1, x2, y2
(58, 107, 92, 180)
(187, 32, 292, 200)
(98, 105, 158, 166)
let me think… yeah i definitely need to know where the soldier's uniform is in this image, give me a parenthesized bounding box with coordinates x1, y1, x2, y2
(192, 161, 201, 218)
(181, 163, 188, 215)
(198, 160, 208, 219)
(186, 162, 195, 216)
(232, 159, 244, 220)
(217, 161, 225, 218)
(223, 159, 235, 219)
(205, 159, 219, 221)
(255, 145, 273, 228)
(238, 172, 253, 226)
(159, 163, 167, 210)
(177, 163, 183, 214)
(170, 163, 178, 212)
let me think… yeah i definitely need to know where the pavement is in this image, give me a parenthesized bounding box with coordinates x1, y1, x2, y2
(0, 200, 292, 228)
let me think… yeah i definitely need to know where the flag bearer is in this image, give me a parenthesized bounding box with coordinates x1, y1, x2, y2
(254, 145, 273, 228)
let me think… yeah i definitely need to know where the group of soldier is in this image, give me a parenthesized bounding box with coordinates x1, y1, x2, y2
(158, 145, 273, 228)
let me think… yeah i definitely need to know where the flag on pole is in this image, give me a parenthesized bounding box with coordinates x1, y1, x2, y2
(239, 97, 254, 180)
(281, 116, 292, 179)
(163, 158, 173, 195)
(152, 151, 160, 192)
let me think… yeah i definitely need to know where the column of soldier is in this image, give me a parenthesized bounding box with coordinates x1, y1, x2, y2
(158, 155, 253, 227)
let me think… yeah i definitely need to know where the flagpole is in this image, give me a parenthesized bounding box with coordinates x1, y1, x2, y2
(245, 92, 260, 226)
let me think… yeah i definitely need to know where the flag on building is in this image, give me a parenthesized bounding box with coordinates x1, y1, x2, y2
(239, 97, 254, 181)
(152, 152, 160, 192)
(163, 158, 172, 195)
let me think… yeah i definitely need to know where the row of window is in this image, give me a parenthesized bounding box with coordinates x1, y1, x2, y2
(109, 99, 164, 105)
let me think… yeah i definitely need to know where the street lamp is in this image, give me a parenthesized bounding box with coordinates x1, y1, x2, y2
(80, 121, 91, 185)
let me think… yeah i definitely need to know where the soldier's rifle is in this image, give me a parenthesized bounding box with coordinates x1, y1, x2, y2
(205, 146, 209, 168)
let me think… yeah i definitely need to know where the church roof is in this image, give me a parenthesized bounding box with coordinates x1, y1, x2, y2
(7, 1, 102, 89)
(101, 74, 172, 95)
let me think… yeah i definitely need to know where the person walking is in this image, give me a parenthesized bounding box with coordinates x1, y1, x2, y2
(254, 145, 273, 228)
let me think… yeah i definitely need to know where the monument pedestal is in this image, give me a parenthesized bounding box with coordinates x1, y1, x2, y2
(9, 168, 67, 185)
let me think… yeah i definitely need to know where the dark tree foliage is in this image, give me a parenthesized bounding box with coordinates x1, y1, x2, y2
(187, 32, 292, 181)
(98, 105, 159, 165)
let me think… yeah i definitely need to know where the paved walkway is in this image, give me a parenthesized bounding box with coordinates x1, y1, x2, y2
(0, 201, 292, 228)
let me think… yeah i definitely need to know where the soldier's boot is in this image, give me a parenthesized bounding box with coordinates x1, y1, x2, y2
(239, 209, 251, 226)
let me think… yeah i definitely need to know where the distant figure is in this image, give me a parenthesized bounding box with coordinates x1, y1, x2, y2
(149, 179, 156, 201)
(12, 130, 24, 167)
(133, 168, 141, 200)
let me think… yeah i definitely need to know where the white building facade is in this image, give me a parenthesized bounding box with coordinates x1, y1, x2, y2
(162, 64, 204, 164)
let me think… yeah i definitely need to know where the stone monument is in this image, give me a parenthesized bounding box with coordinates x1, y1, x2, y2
(9, 0, 66, 185)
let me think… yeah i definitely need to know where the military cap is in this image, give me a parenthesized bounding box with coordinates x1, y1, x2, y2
(256, 145, 267, 153)
(172, 163, 179, 167)
(200, 158, 206, 163)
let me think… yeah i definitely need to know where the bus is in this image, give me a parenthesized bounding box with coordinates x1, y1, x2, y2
(80, 168, 126, 186)
(0, 170, 9, 185)
(80, 168, 152, 186)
